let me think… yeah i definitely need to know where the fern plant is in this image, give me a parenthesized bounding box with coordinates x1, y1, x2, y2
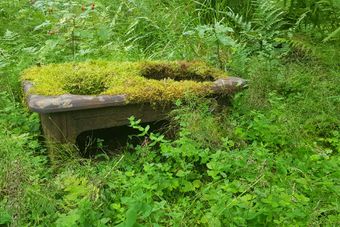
(195, 0, 255, 22)
(251, 0, 286, 33)
(227, 0, 287, 54)
(279, 0, 340, 32)
(195, 0, 339, 57)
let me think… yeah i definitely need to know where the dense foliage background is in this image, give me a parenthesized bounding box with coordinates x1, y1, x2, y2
(0, 0, 339, 226)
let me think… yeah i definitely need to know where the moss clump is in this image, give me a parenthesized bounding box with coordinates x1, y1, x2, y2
(140, 61, 224, 81)
(63, 72, 108, 95)
(21, 60, 229, 103)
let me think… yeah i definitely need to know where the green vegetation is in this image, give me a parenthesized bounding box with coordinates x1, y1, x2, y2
(22, 60, 226, 103)
(1, 0, 339, 226)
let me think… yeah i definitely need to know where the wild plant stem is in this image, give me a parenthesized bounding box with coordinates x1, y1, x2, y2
(213, 26, 223, 69)
(72, 17, 76, 61)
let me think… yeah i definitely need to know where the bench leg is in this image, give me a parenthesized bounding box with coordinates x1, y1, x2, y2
(40, 113, 77, 144)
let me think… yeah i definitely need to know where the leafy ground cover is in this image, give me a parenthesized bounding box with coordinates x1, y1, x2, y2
(0, 0, 339, 226)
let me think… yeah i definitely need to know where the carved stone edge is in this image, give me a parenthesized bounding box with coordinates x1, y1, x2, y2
(211, 76, 248, 93)
(23, 81, 128, 114)
(22, 76, 247, 114)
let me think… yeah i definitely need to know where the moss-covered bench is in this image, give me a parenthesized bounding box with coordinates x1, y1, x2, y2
(22, 60, 246, 144)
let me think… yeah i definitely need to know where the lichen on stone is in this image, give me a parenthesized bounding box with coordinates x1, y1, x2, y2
(21, 60, 229, 104)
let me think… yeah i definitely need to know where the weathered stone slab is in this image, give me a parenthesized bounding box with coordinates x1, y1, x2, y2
(23, 77, 247, 145)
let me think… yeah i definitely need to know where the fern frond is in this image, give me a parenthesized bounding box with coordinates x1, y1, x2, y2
(251, 0, 286, 32)
(225, 10, 252, 32)
(323, 26, 340, 42)
(289, 35, 315, 56)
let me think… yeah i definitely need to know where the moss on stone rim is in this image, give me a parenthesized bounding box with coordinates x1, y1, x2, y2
(21, 60, 229, 104)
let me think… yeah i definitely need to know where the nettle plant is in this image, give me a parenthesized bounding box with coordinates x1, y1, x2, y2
(184, 20, 240, 70)
(32, 1, 112, 62)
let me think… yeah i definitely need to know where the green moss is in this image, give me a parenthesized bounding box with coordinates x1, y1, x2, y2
(21, 60, 229, 103)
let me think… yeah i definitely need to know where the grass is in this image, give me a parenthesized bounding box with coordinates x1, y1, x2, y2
(1, 0, 339, 226)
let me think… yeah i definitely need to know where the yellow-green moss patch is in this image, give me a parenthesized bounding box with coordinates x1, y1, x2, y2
(21, 60, 229, 103)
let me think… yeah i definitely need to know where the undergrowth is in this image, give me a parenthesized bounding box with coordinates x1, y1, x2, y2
(1, 0, 339, 226)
